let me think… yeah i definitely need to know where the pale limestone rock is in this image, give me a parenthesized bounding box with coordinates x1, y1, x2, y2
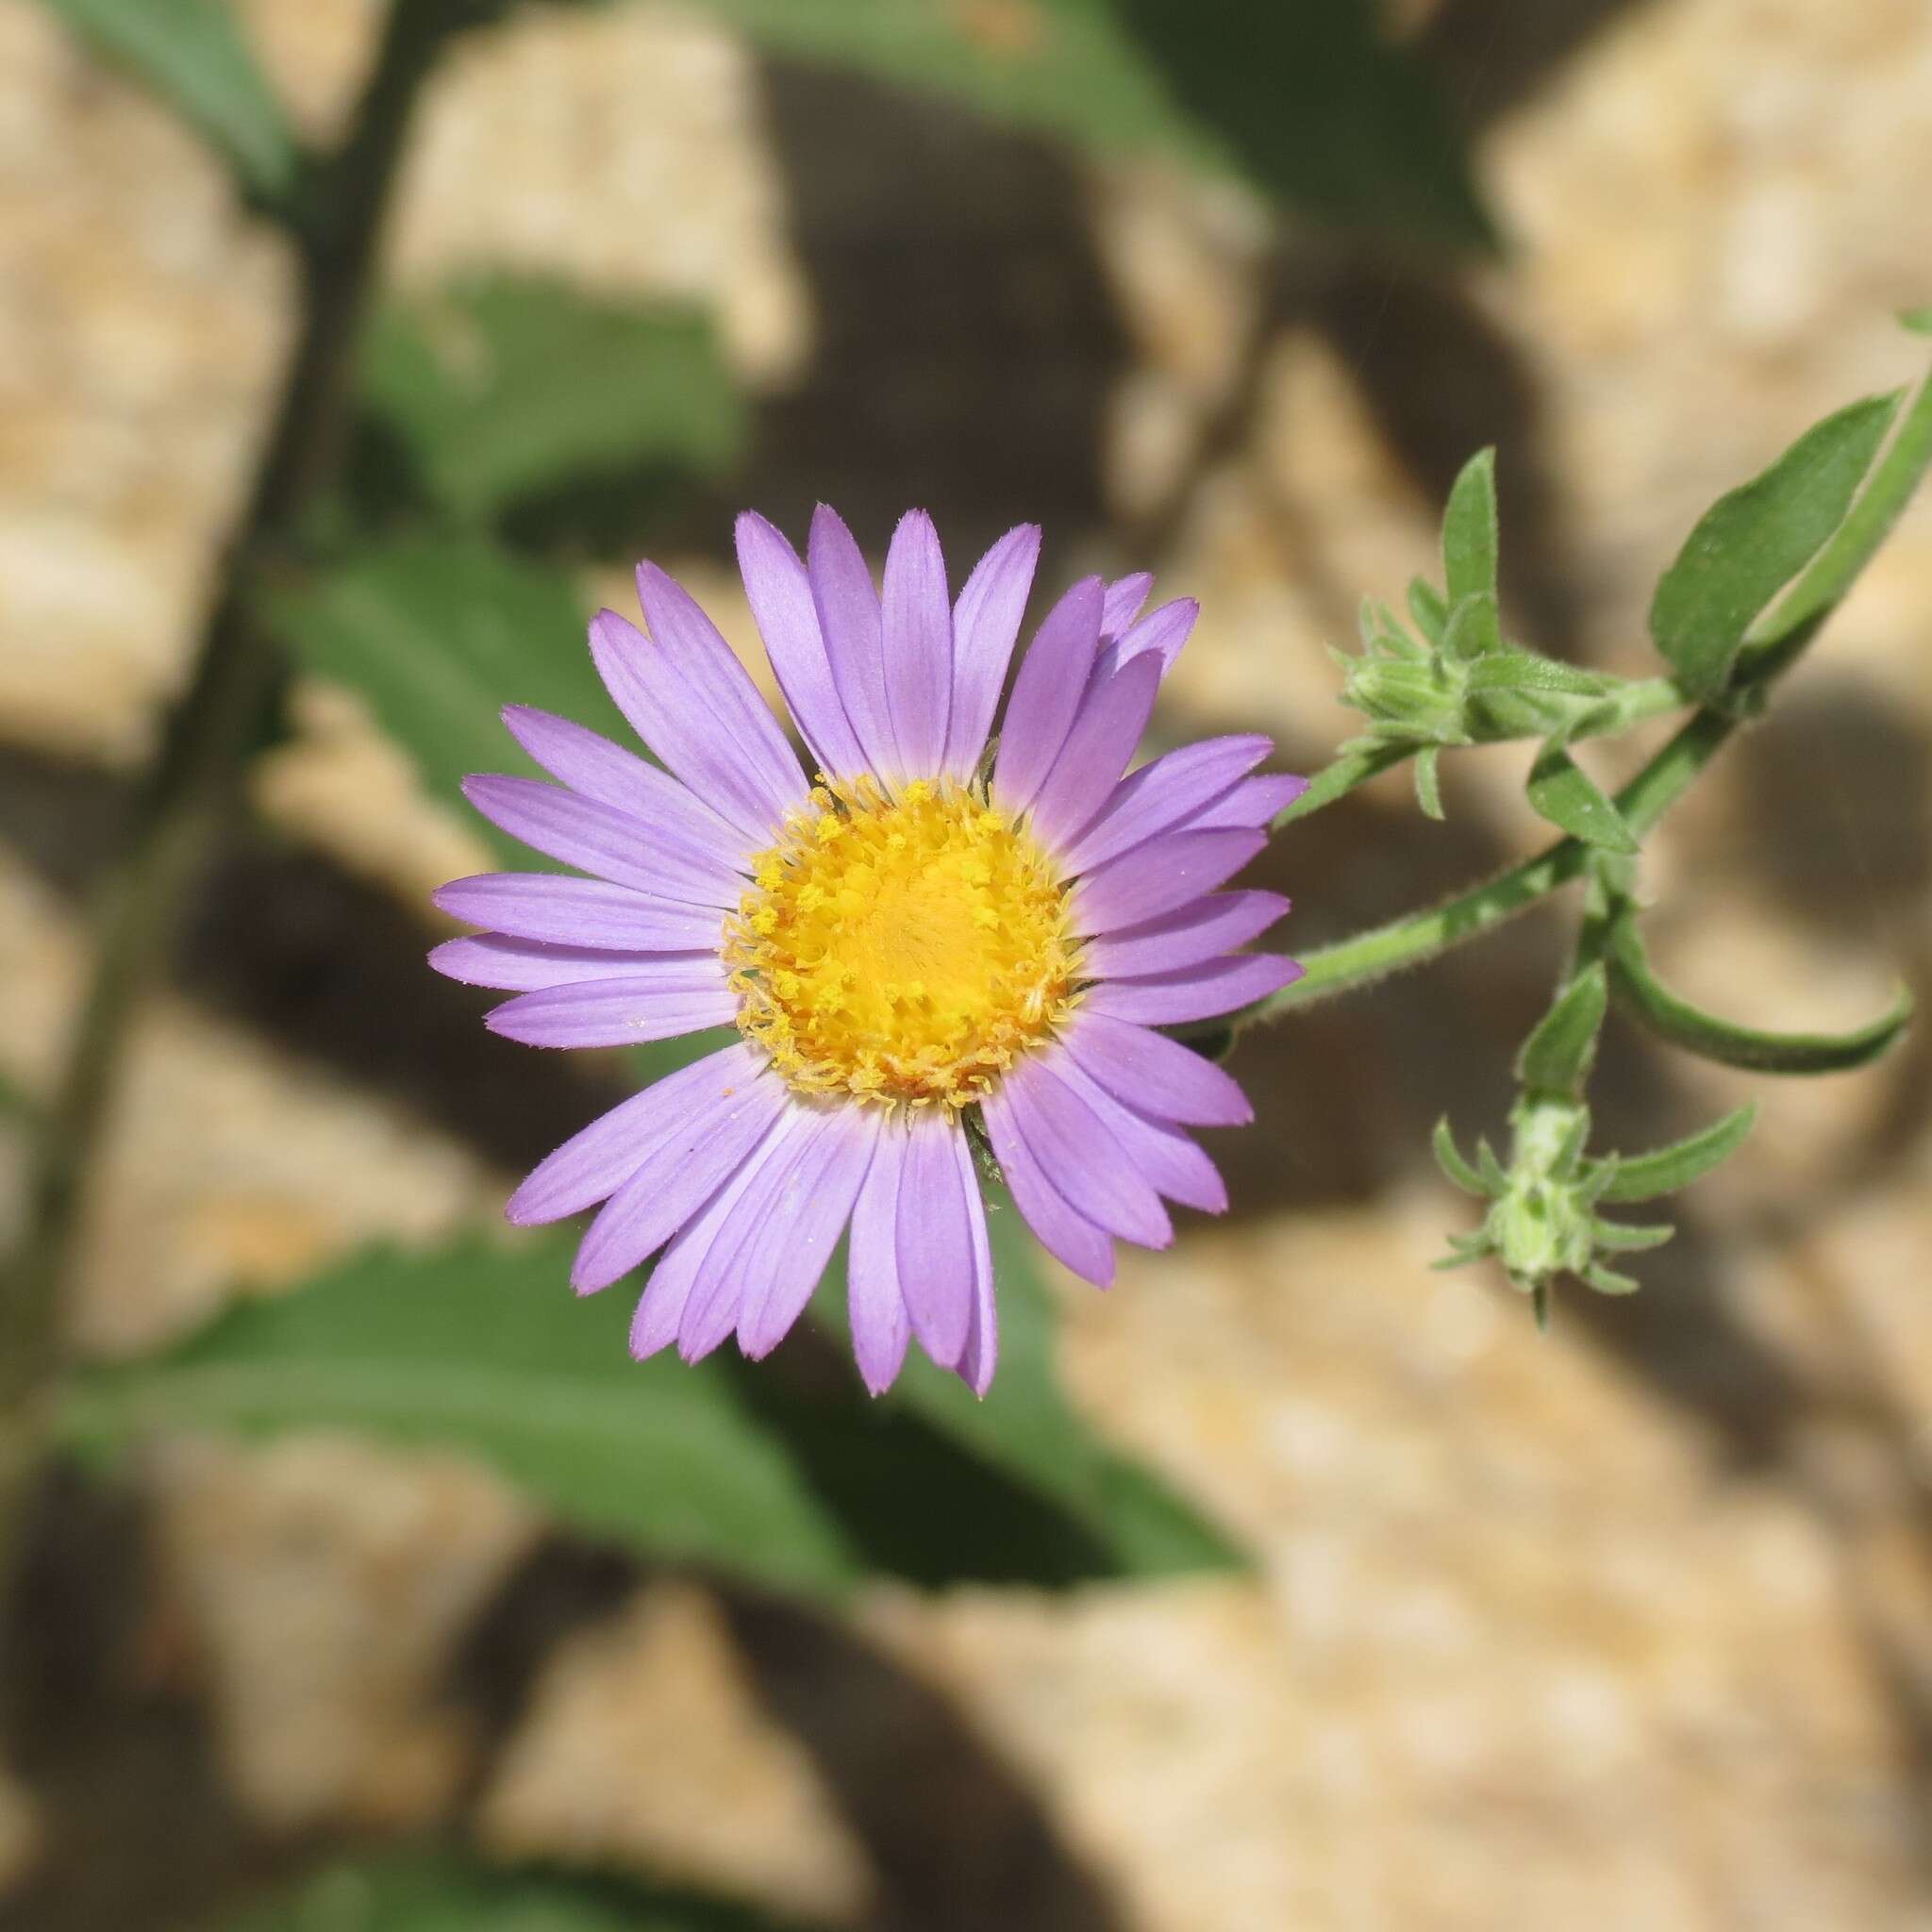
(149, 1435, 538, 1830)
(478, 1581, 873, 1926)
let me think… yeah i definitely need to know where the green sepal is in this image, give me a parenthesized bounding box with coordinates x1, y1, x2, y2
(1514, 963, 1609, 1095)
(1583, 1264, 1641, 1296)
(1525, 741, 1640, 853)
(1465, 650, 1621, 698)
(1413, 744, 1444, 820)
(1407, 575, 1449, 643)
(1432, 1116, 1488, 1196)
(1591, 1218, 1674, 1253)
(1476, 1138, 1509, 1194)
(1608, 916, 1913, 1074)
(1594, 1103, 1757, 1204)
(1441, 447, 1499, 607)
(1648, 390, 1902, 700)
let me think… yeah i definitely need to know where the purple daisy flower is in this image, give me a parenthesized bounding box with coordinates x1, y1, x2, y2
(431, 508, 1303, 1395)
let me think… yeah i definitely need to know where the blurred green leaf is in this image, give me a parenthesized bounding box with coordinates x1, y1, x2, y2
(1902, 307, 1932, 337)
(60, 1233, 860, 1596)
(1441, 449, 1499, 608)
(1524, 742, 1637, 853)
(692, 0, 1488, 247)
(1514, 962, 1607, 1096)
(1607, 913, 1913, 1074)
(364, 276, 746, 523)
(1594, 1104, 1757, 1204)
(275, 541, 625, 859)
(1648, 391, 1900, 699)
(43, 0, 300, 202)
(812, 1197, 1248, 1579)
(208, 1852, 837, 1932)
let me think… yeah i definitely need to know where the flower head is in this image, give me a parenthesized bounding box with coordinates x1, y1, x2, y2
(431, 508, 1302, 1394)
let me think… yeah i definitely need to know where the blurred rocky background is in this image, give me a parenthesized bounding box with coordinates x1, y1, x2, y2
(2, 1, 1932, 1927)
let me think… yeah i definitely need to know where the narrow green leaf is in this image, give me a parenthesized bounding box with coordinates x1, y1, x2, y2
(811, 1199, 1247, 1579)
(1515, 963, 1608, 1095)
(1407, 575, 1448, 644)
(1531, 1282, 1552, 1330)
(275, 541, 624, 861)
(59, 1234, 859, 1597)
(1412, 744, 1444, 821)
(1441, 448, 1499, 606)
(1476, 1138, 1508, 1193)
(43, 0, 299, 202)
(1525, 742, 1639, 853)
(208, 1851, 838, 1932)
(1649, 391, 1901, 697)
(1439, 590, 1502, 666)
(1608, 916, 1913, 1074)
(363, 277, 746, 523)
(688, 0, 1489, 247)
(1432, 1117, 1487, 1196)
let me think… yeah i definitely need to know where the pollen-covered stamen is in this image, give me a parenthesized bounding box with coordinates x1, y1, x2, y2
(724, 776, 1082, 1106)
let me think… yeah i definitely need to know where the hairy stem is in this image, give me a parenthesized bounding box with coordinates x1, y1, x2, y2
(0, 2, 460, 1557)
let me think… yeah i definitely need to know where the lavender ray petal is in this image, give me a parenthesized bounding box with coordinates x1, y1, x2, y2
(1105, 597, 1197, 676)
(678, 1106, 833, 1361)
(1026, 654, 1161, 855)
(1182, 771, 1311, 830)
(735, 510, 869, 780)
(460, 774, 742, 908)
(1060, 1008, 1254, 1128)
(1100, 572, 1154, 639)
(429, 935, 672, 992)
(1086, 954, 1304, 1025)
(508, 1041, 768, 1225)
(892, 1112, 975, 1371)
(736, 1107, 880, 1360)
(628, 1103, 806, 1359)
(571, 1068, 793, 1290)
(955, 1175, 998, 1395)
(1071, 828, 1264, 935)
(808, 504, 899, 779)
(1058, 736, 1270, 874)
(991, 575, 1105, 816)
(633, 562, 808, 826)
(846, 1125, 913, 1395)
(1000, 1058, 1171, 1248)
(943, 523, 1040, 778)
(432, 874, 726, 953)
(485, 965, 736, 1049)
(980, 1084, 1115, 1288)
(880, 508, 953, 777)
(1047, 1047, 1228, 1214)
(500, 705, 746, 874)
(588, 608, 793, 848)
(1082, 890, 1291, 979)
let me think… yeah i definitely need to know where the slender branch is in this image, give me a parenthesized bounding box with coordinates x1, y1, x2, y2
(0, 3, 463, 1542)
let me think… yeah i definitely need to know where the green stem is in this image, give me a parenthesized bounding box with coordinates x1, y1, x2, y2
(0, 1, 460, 1569)
(1245, 708, 1738, 1023)
(1249, 348, 1932, 1030)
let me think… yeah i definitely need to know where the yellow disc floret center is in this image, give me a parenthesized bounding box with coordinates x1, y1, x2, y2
(724, 777, 1083, 1107)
